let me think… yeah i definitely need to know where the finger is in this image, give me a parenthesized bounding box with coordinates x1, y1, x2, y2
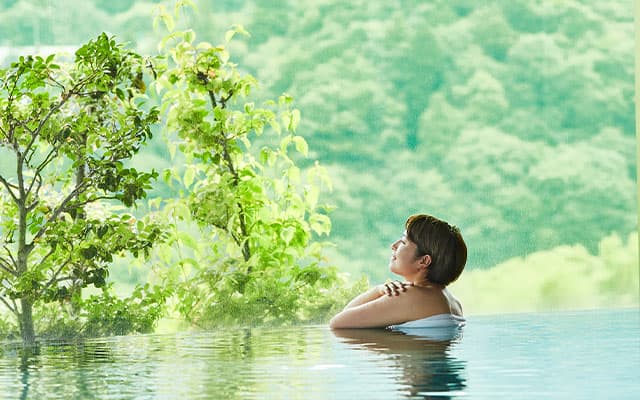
(394, 283, 403, 295)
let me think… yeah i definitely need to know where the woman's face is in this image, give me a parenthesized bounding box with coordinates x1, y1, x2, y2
(389, 233, 422, 277)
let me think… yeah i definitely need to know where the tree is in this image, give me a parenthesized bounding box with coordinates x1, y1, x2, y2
(150, 9, 347, 327)
(0, 33, 163, 344)
(384, 21, 451, 149)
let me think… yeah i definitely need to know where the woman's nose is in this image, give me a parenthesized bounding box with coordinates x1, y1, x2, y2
(391, 240, 399, 250)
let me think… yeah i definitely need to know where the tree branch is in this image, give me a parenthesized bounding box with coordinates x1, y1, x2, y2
(0, 123, 8, 142)
(75, 90, 107, 98)
(25, 174, 42, 213)
(30, 67, 101, 141)
(208, 90, 217, 109)
(15, 119, 42, 165)
(33, 246, 56, 274)
(43, 257, 72, 291)
(30, 180, 90, 246)
(47, 74, 66, 91)
(0, 294, 17, 315)
(26, 146, 58, 201)
(0, 174, 19, 203)
(31, 98, 69, 145)
(3, 68, 22, 124)
(2, 246, 17, 270)
(69, 195, 118, 209)
(24, 131, 57, 169)
(52, 275, 74, 284)
(207, 89, 251, 263)
(0, 256, 17, 276)
(220, 90, 234, 108)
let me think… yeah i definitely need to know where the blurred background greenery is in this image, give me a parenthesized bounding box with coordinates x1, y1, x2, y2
(0, 0, 637, 315)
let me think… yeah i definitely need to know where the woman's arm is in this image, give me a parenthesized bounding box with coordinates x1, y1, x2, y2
(329, 285, 416, 329)
(342, 281, 412, 309)
(342, 286, 384, 309)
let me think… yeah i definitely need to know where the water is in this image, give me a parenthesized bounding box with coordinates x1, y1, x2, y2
(0, 308, 638, 399)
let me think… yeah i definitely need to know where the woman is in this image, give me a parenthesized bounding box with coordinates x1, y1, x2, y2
(329, 214, 467, 329)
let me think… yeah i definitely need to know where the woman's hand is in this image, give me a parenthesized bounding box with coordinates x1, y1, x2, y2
(380, 280, 413, 297)
(340, 280, 414, 311)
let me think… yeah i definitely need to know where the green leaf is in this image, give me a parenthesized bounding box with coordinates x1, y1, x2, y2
(219, 48, 230, 64)
(309, 214, 331, 236)
(293, 136, 308, 157)
(184, 30, 196, 44)
(160, 11, 175, 32)
(168, 142, 177, 160)
(175, 0, 198, 15)
(259, 147, 270, 165)
(184, 165, 196, 188)
(81, 245, 98, 260)
(281, 226, 296, 244)
(280, 136, 292, 153)
(177, 231, 197, 250)
(289, 109, 301, 132)
(304, 185, 319, 209)
(162, 169, 172, 185)
(225, 24, 251, 43)
(225, 30, 235, 43)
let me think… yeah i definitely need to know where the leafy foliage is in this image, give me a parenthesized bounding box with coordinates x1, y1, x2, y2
(149, 17, 349, 327)
(79, 283, 168, 337)
(0, 33, 165, 343)
(17, 283, 168, 339)
(0, 0, 635, 330)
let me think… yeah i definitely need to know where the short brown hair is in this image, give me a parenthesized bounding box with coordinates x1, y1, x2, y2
(405, 214, 467, 286)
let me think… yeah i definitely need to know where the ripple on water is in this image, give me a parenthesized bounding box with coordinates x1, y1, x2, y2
(0, 309, 638, 399)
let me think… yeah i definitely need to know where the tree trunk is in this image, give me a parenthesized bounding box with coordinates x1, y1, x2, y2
(19, 298, 36, 346)
(69, 140, 86, 312)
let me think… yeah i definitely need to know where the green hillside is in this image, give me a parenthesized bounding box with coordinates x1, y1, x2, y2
(0, 0, 636, 285)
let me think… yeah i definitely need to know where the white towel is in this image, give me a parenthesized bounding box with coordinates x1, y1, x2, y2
(390, 313, 466, 329)
(388, 314, 465, 341)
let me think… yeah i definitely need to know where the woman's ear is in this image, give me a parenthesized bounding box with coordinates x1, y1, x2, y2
(420, 254, 432, 268)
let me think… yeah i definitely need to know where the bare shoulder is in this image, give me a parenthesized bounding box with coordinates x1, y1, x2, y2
(443, 287, 463, 316)
(404, 285, 460, 317)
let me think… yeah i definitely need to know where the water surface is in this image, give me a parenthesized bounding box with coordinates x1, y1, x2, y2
(1, 308, 638, 399)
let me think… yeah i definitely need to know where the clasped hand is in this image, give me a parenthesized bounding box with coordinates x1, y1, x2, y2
(379, 280, 413, 297)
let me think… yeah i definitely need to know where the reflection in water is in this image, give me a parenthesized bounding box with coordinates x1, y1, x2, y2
(2, 325, 466, 399)
(1, 310, 637, 399)
(18, 345, 39, 400)
(333, 328, 467, 399)
(1, 327, 336, 399)
(11, 340, 116, 400)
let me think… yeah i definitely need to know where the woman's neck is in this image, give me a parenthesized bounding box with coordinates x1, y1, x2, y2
(411, 278, 444, 289)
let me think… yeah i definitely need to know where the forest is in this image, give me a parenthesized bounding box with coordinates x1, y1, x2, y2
(0, 0, 637, 343)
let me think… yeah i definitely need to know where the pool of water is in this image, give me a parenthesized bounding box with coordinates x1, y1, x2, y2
(0, 308, 638, 399)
